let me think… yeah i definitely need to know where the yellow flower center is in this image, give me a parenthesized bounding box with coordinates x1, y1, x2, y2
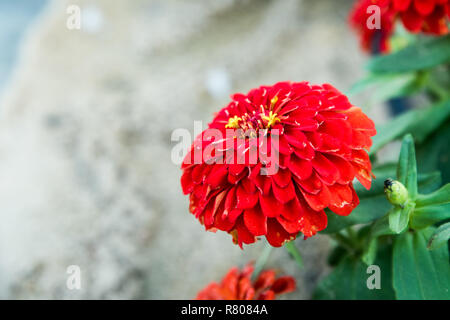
(261, 111, 281, 128)
(224, 96, 281, 130)
(225, 115, 242, 129)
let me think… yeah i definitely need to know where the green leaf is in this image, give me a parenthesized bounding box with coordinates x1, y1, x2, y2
(397, 134, 418, 199)
(414, 171, 442, 194)
(314, 245, 395, 300)
(367, 35, 450, 73)
(370, 99, 450, 156)
(388, 202, 415, 234)
(368, 73, 422, 103)
(410, 203, 450, 229)
(284, 240, 303, 269)
(324, 195, 391, 234)
(416, 121, 450, 185)
(348, 72, 421, 103)
(323, 170, 440, 234)
(362, 238, 378, 266)
(327, 245, 347, 267)
(416, 183, 450, 207)
(393, 228, 450, 299)
(428, 222, 450, 250)
(371, 215, 395, 237)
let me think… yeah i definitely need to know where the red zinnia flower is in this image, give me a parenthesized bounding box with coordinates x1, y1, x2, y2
(349, 0, 450, 53)
(196, 264, 296, 300)
(181, 81, 375, 248)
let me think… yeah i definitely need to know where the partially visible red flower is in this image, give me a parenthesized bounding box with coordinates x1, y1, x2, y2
(349, 0, 450, 53)
(196, 264, 296, 300)
(181, 81, 375, 248)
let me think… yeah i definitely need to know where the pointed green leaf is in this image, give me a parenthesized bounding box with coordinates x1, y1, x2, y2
(388, 202, 415, 234)
(323, 171, 442, 234)
(428, 222, 450, 250)
(397, 134, 417, 199)
(367, 35, 450, 73)
(314, 245, 395, 300)
(348, 72, 421, 103)
(370, 99, 450, 156)
(410, 203, 450, 229)
(371, 215, 394, 237)
(416, 122, 450, 185)
(416, 183, 450, 208)
(393, 228, 450, 299)
(362, 238, 378, 266)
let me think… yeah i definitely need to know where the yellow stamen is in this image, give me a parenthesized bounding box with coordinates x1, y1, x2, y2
(261, 111, 281, 128)
(270, 96, 278, 110)
(225, 115, 242, 129)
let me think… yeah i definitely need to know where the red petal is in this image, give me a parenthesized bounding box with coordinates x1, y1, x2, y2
(327, 183, 353, 207)
(224, 187, 237, 214)
(270, 276, 296, 295)
(241, 177, 257, 194)
(285, 118, 319, 131)
(273, 134, 293, 155)
(293, 173, 322, 194)
(215, 209, 235, 231)
(345, 107, 376, 133)
(352, 161, 372, 190)
(266, 218, 296, 247)
(312, 153, 340, 185)
(220, 267, 239, 298)
(319, 119, 352, 145)
(288, 155, 313, 180)
(329, 185, 360, 216)
(234, 217, 257, 247)
(401, 7, 424, 32)
(229, 163, 246, 176)
(228, 208, 243, 224)
(206, 164, 228, 188)
(277, 215, 303, 233)
(257, 290, 275, 300)
(296, 196, 328, 237)
(280, 196, 303, 221)
(300, 183, 331, 211)
(293, 143, 315, 160)
(326, 155, 355, 184)
(254, 270, 276, 291)
(236, 184, 258, 209)
(414, 0, 435, 15)
(238, 277, 254, 300)
(272, 168, 292, 187)
(259, 191, 284, 217)
(394, 0, 412, 11)
(243, 206, 267, 236)
(284, 129, 308, 148)
(181, 167, 195, 194)
(272, 179, 296, 204)
(203, 200, 216, 228)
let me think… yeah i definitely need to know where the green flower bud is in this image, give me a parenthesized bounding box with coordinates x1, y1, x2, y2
(384, 179, 409, 207)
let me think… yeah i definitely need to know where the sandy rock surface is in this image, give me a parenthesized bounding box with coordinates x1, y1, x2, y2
(0, 0, 383, 299)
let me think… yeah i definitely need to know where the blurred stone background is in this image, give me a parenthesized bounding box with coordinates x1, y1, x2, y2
(0, 0, 387, 299)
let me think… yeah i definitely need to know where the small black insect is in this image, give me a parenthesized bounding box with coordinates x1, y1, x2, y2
(384, 178, 394, 191)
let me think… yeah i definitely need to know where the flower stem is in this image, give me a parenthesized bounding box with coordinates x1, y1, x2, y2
(427, 76, 449, 101)
(330, 233, 356, 255)
(252, 241, 273, 280)
(285, 240, 303, 269)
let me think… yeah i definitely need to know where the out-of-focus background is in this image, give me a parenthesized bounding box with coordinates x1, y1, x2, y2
(0, 0, 388, 299)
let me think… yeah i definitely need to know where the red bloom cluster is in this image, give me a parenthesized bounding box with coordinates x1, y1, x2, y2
(349, 0, 450, 53)
(196, 264, 296, 300)
(181, 81, 375, 247)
